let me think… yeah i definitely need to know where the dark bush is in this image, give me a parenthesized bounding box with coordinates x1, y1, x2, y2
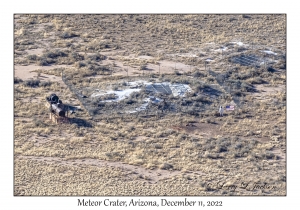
(233, 91, 244, 97)
(250, 77, 265, 84)
(43, 50, 68, 58)
(267, 66, 276, 72)
(129, 91, 141, 99)
(124, 99, 135, 104)
(27, 54, 38, 60)
(195, 83, 210, 91)
(140, 65, 147, 70)
(171, 77, 189, 84)
(33, 119, 46, 127)
(206, 77, 215, 82)
(241, 82, 254, 92)
(242, 14, 251, 18)
(174, 70, 181, 76)
(187, 108, 199, 116)
(87, 63, 107, 72)
(60, 31, 78, 39)
(216, 146, 228, 153)
(279, 63, 286, 69)
(23, 79, 40, 87)
(69, 52, 85, 61)
(37, 59, 48, 66)
(160, 163, 173, 170)
(14, 77, 23, 84)
(87, 64, 95, 71)
(88, 53, 106, 61)
(40, 80, 52, 87)
(194, 95, 210, 103)
(75, 61, 86, 68)
(98, 102, 105, 107)
(237, 46, 247, 52)
(45, 58, 55, 64)
(227, 79, 241, 89)
(192, 71, 205, 77)
(234, 142, 243, 149)
(264, 152, 275, 160)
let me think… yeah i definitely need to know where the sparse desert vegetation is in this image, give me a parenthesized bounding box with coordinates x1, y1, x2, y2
(14, 14, 286, 196)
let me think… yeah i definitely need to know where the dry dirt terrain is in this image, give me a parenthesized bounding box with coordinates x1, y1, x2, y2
(14, 14, 286, 196)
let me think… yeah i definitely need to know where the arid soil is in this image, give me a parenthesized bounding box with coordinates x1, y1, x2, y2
(14, 14, 286, 196)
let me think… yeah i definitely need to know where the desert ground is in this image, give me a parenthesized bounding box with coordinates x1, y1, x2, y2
(14, 14, 286, 195)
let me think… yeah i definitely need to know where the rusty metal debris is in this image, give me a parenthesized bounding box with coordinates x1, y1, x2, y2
(45, 94, 69, 124)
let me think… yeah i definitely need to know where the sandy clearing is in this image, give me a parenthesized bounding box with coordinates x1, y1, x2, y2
(25, 48, 44, 55)
(97, 50, 127, 56)
(101, 55, 197, 75)
(167, 53, 199, 58)
(14, 64, 68, 85)
(100, 60, 141, 77)
(16, 155, 182, 183)
(137, 55, 155, 60)
(31, 22, 53, 33)
(172, 122, 223, 138)
(253, 84, 285, 96)
(147, 60, 196, 74)
(84, 53, 201, 79)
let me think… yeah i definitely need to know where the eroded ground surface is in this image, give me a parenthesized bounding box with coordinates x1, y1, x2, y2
(14, 14, 286, 196)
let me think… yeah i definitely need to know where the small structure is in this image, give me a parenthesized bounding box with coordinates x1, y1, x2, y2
(45, 94, 69, 124)
(219, 106, 224, 117)
(230, 54, 264, 67)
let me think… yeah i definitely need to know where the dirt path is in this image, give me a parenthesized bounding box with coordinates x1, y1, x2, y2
(16, 155, 182, 184)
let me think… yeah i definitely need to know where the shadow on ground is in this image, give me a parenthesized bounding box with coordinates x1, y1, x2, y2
(70, 118, 93, 128)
